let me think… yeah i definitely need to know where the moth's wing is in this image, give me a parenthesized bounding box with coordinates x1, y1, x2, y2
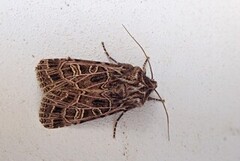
(39, 89, 126, 128)
(36, 59, 73, 93)
(36, 58, 133, 93)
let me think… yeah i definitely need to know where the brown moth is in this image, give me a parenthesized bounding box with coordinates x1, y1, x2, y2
(36, 25, 170, 140)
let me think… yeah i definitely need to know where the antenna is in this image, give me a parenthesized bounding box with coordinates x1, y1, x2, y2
(154, 90, 170, 141)
(122, 25, 170, 140)
(122, 25, 154, 79)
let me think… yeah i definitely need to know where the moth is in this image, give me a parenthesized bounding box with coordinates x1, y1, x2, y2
(36, 25, 170, 140)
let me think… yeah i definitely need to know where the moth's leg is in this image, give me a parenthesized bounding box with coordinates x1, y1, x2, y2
(113, 110, 127, 138)
(142, 56, 150, 73)
(148, 97, 165, 103)
(101, 42, 118, 64)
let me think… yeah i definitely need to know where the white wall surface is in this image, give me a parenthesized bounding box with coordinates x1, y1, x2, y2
(0, 0, 240, 161)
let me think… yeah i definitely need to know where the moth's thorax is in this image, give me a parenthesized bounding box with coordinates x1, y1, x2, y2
(122, 66, 157, 105)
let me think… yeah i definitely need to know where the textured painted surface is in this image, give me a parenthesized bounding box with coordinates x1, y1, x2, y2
(0, 0, 240, 161)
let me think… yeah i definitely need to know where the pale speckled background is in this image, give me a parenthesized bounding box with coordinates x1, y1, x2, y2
(0, 0, 240, 161)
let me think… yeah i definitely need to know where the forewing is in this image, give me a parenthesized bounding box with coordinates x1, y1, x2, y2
(39, 89, 125, 128)
(36, 58, 133, 93)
